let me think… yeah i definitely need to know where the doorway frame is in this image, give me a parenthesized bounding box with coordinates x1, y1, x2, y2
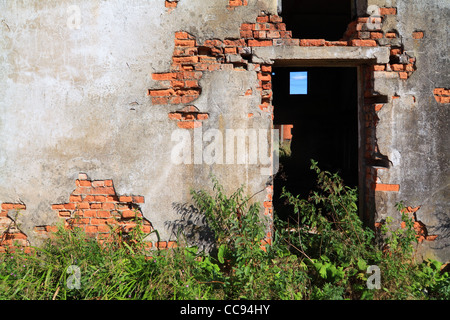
(252, 45, 390, 225)
(271, 62, 366, 220)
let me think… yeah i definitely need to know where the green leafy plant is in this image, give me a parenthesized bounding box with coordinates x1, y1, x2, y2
(277, 160, 379, 299)
(190, 175, 272, 298)
(275, 160, 450, 300)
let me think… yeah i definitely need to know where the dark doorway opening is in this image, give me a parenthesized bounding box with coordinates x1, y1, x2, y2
(273, 67, 359, 220)
(280, 0, 354, 41)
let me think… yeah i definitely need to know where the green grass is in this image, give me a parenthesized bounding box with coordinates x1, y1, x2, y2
(0, 223, 226, 300)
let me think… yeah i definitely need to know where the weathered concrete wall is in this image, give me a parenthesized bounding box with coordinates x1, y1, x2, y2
(0, 0, 276, 248)
(1, 0, 449, 262)
(373, 0, 450, 262)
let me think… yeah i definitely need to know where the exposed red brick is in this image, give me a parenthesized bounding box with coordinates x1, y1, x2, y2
(400, 207, 438, 243)
(374, 183, 400, 192)
(266, 30, 281, 39)
(253, 30, 267, 39)
(173, 56, 199, 65)
(168, 241, 178, 248)
(263, 201, 272, 208)
(434, 88, 450, 103)
(47, 226, 58, 233)
(85, 225, 98, 234)
(175, 39, 197, 48)
(279, 30, 292, 38)
(379, 7, 397, 15)
(177, 121, 202, 129)
(390, 48, 402, 56)
(203, 39, 223, 47)
(97, 210, 112, 218)
(59, 210, 72, 217)
(64, 203, 76, 210)
(149, 88, 176, 97)
(1, 203, 26, 210)
(412, 31, 424, 39)
(165, 0, 178, 9)
(370, 32, 384, 39)
(372, 65, 386, 71)
(399, 72, 408, 80)
(275, 23, 286, 31)
(97, 225, 110, 233)
(357, 17, 369, 23)
(405, 64, 415, 72)
(103, 180, 113, 187)
(156, 241, 167, 249)
(374, 104, 384, 112)
(223, 47, 237, 55)
(300, 39, 326, 46)
(240, 23, 254, 31)
(257, 73, 271, 81)
(385, 32, 397, 39)
(426, 235, 438, 241)
(88, 218, 105, 225)
(269, 15, 283, 23)
(93, 195, 106, 202)
(76, 179, 92, 187)
(434, 88, 444, 95)
(69, 195, 82, 202)
(180, 96, 197, 104)
(261, 65, 271, 73)
(240, 31, 253, 41)
(152, 72, 177, 81)
(350, 39, 377, 47)
(1, 204, 31, 253)
(28, 176, 153, 245)
(325, 40, 349, 46)
(256, 16, 269, 23)
(175, 31, 194, 40)
(168, 112, 182, 120)
(248, 39, 273, 47)
(196, 113, 209, 120)
(257, 22, 278, 31)
(89, 203, 102, 209)
(224, 39, 246, 47)
(228, 0, 248, 7)
(80, 210, 95, 218)
(119, 196, 133, 203)
(390, 64, 405, 71)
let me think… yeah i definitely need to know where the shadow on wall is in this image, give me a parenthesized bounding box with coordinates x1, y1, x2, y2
(165, 202, 215, 252)
(428, 200, 450, 254)
(433, 217, 450, 253)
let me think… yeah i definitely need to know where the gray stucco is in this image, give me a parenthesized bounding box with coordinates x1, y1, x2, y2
(0, 0, 448, 261)
(374, 0, 449, 261)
